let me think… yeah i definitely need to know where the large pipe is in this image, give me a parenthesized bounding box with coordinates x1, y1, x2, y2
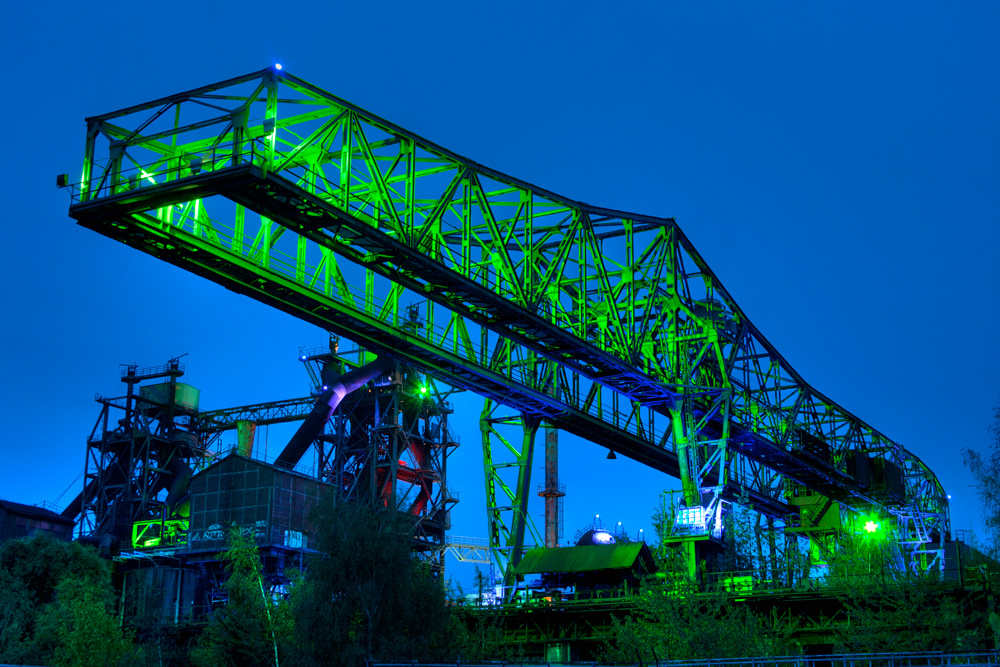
(274, 355, 393, 470)
(62, 453, 128, 521)
(61, 448, 192, 523)
(63, 357, 393, 519)
(62, 485, 90, 521)
(163, 455, 192, 517)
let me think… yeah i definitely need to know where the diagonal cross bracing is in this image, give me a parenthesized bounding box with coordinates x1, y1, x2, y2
(195, 397, 315, 433)
(67, 68, 950, 552)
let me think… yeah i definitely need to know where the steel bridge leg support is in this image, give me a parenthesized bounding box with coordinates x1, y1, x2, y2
(481, 399, 541, 600)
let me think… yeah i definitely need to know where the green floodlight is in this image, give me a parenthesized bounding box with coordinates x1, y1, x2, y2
(419, 385, 429, 395)
(864, 520, 879, 534)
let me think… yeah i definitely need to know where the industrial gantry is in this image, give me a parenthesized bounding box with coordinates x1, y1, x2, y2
(64, 66, 950, 589)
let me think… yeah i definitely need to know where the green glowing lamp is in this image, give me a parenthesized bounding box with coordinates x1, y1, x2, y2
(419, 385, 429, 395)
(864, 520, 879, 533)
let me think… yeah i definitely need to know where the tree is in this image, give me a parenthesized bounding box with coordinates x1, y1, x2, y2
(602, 497, 801, 662)
(963, 403, 1000, 557)
(191, 527, 294, 667)
(825, 530, 989, 652)
(291, 496, 451, 667)
(446, 567, 514, 663)
(602, 575, 795, 662)
(832, 572, 988, 652)
(650, 498, 674, 569)
(34, 576, 139, 667)
(446, 604, 510, 663)
(0, 533, 137, 666)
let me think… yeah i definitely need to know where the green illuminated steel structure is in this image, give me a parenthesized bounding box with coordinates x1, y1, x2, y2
(65, 67, 950, 582)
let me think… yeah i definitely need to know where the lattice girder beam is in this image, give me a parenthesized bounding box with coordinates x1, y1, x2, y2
(71, 167, 768, 524)
(73, 200, 719, 486)
(69, 68, 949, 544)
(76, 71, 694, 406)
(194, 397, 315, 432)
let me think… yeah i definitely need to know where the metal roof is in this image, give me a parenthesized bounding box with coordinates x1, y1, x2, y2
(0, 499, 74, 524)
(189, 450, 333, 486)
(514, 542, 654, 575)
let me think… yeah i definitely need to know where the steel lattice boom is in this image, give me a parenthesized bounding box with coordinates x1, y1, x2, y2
(66, 67, 950, 576)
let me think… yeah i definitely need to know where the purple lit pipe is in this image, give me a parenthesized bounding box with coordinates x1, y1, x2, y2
(273, 356, 393, 470)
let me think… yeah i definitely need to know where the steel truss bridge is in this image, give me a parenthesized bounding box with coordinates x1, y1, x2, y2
(65, 67, 949, 582)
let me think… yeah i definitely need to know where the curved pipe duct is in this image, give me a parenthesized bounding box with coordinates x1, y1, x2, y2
(274, 355, 393, 470)
(163, 455, 193, 518)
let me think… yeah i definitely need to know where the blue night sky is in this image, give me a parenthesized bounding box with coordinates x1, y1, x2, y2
(2, 2, 998, 585)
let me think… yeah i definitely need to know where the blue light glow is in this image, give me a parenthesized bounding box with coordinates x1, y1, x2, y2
(275, 63, 283, 70)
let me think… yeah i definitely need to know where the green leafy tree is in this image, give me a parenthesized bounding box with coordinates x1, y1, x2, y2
(447, 605, 510, 662)
(825, 531, 989, 652)
(605, 500, 798, 662)
(832, 572, 987, 652)
(651, 500, 674, 568)
(292, 497, 451, 667)
(602, 576, 795, 662)
(723, 496, 757, 573)
(824, 527, 893, 587)
(191, 527, 294, 667)
(0, 533, 136, 666)
(446, 566, 514, 662)
(34, 576, 139, 667)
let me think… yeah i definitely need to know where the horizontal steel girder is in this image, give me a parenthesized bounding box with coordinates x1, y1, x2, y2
(72, 196, 790, 517)
(68, 68, 949, 538)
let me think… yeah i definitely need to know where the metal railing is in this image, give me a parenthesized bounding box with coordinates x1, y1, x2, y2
(372, 651, 1000, 667)
(121, 360, 185, 379)
(627, 651, 1000, 667)
(445, 536, 490, 548)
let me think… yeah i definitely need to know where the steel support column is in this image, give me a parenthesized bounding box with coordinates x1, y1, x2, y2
(481, 399, 542, 594)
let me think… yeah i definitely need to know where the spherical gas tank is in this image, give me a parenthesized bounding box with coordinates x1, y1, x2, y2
(576, 529, 616, 546)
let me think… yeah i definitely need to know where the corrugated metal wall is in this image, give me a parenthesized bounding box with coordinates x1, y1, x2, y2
(187, 454, 325, 552)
